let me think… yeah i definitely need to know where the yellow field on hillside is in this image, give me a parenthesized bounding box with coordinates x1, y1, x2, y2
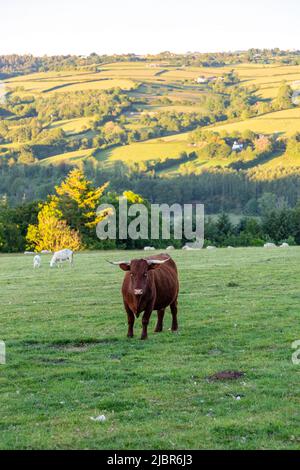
(5, 71, 136, 95)
(49, 79, 135, 93)
(210, 107, 300, 136)
(94, 138, 192, 164)
(39, 131, 196, 168)
(148, 63, 300, 98)
(40, 138, 191, 167)
(232, 64, 300, 98)
(40, 148, 94, 165)
(3, 61, 300, 176)
(5, 62, 300, 99)
(48, 117, 95, 134)
(252, 153, 300, 173)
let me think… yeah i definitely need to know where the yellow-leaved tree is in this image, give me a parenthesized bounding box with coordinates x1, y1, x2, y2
(54, 168, 109, 232)
(26, 200, 81, 252)
(26, 169, 109, 251)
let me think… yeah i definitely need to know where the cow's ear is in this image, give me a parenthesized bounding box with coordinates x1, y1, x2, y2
(119, 263, 130, 271)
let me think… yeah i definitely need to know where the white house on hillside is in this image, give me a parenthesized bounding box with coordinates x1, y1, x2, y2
(232, 141, 244, 151)
(195, 76, 208, 84)
(195, 76, 218, 84)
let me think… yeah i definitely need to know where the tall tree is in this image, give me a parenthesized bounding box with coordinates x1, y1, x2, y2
(53, 168, 109, 246)
(26, 200, 81, 252)
(274, 82, 294, 110)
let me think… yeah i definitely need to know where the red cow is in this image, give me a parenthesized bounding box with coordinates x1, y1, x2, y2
(109, 253, 179, 340)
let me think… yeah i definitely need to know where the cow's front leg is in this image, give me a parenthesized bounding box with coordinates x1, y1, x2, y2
(125, 304, 135, 338)
(141, 305, 154, 340)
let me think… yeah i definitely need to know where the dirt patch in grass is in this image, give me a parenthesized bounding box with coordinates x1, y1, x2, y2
(50, 338, 119, 351)
(18, 337, 119, 352)
(227, 281, 239, 287)
(39, 357, 67, 364)
(207, 370, 245, 381)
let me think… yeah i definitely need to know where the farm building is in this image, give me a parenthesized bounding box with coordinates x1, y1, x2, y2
(232, 141, 244, 151)
(195, 76, 208, 84)
(195, 76, 217, 84)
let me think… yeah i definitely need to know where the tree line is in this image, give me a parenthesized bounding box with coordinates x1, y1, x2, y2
(1, 169, 300, 252)
(1, 49, 300, 77)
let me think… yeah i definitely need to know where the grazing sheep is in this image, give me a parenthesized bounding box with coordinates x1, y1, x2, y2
(33, 254, 41, 268)
(206, 245, 217, 250)
(166, 245, 175, 250)
(279, 242, 289, 248)
(24, 251, 35, 255)
(227, 246, 234, 249)
(50, 249, 74, 268)
(182, 243, 203, 250)
(264, 243, 276, 248)
(41, 250, 51, 254)
(144, 246, 155, 251)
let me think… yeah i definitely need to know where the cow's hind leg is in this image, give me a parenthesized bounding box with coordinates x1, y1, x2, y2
(170, 300, 178, 332)
(154, 309, 165, 332)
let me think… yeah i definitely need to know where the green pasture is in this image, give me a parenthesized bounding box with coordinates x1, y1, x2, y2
(0, 248, 300, 449)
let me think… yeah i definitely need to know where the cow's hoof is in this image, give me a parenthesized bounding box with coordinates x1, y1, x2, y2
(127, 334, 134, 338)
(140, 335, 147, 340)
(154, 328, 163, 333)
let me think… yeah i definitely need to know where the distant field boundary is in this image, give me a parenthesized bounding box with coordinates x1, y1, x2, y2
(42, 78, 111, 93)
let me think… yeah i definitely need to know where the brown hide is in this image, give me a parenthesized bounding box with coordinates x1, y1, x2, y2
(120, 253, 179, 339)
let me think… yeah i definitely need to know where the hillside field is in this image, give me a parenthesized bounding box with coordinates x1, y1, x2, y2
(1, 62, 300, 175)
(0, 248, 299, 450)
(211, 107, 300, 137)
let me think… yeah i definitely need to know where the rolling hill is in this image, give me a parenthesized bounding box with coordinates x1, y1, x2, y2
(1, 60, 300, 178)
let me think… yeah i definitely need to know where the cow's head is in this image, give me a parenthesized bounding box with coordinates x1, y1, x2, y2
(108, 258, 169, 296)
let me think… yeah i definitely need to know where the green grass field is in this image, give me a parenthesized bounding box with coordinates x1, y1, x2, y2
(1, 248, 300, 450)
(40, 148, 94, 165)
(211, 107, 300, 137)
(94, 138, 192, 164)
(48, 117, 95, 135)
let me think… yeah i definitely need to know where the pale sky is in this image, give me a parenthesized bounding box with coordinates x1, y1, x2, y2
(1, 0, 299, 56)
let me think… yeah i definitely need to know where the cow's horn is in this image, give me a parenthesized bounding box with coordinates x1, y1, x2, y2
(146, 258, 170, 265)
(106, 260, 130, 266)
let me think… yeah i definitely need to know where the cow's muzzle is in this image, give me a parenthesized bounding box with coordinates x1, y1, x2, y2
(134, 289, 143, 296)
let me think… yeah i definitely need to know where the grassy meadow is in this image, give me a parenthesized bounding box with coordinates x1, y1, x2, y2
(94, 138, 192, 164)
(1, 248, 300, 449)
(211, 107, 300, 137)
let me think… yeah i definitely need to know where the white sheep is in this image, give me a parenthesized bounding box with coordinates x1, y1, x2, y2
(206, 245, 217, 250)
(279, 242, 289, 248)
(264, 243, 276, 248)
(33, 254, 41, 268)
(144, 246, 155, 251)
(50, 249, 74, 268)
